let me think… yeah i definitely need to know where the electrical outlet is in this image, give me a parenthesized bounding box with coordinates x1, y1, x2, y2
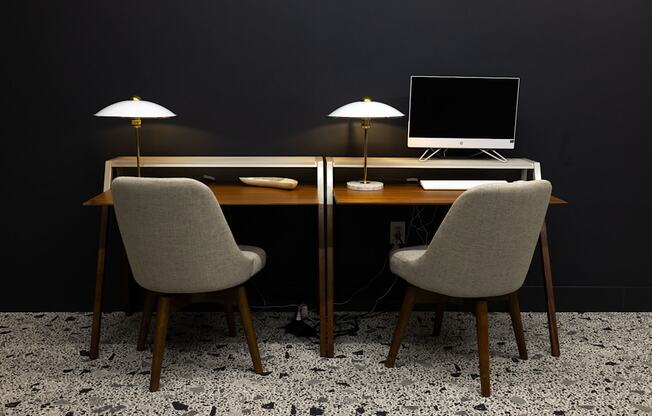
(390, 221, 406, 246)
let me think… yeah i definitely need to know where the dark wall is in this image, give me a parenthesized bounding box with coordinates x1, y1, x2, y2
(4, 1, 652, 312)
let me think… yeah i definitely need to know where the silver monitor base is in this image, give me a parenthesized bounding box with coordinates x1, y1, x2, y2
(418, 148, 508, 163)
(418, 148, 442, 161)
(479, 149, 508, 162)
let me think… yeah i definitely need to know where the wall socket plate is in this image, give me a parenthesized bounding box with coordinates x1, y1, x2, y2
(390, 221, 406, 245)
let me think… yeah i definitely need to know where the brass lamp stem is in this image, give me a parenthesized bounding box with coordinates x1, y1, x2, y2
(131, 118, 142, 177)
(361, 118, 371, 184)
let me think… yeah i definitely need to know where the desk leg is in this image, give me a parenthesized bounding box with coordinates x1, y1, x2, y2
(318, 205, 326, 356)
(325, 205, 334, 357)
(120, 242, 134, 316)
(90, 206, 109, 360)
(318, 205, 334, 357)
(540, 221, 560, 357)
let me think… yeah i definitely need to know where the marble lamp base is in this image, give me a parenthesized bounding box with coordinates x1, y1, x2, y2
(346, 180, 384, 191)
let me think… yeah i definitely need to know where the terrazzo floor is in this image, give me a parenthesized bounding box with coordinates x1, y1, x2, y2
(1, 311, 651, 415)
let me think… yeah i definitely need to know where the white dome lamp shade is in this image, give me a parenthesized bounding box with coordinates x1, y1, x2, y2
(329, 97, 404, 191)
(95, 96, 176, 177)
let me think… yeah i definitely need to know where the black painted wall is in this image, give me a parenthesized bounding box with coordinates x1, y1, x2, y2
(4, 1, 652, 312)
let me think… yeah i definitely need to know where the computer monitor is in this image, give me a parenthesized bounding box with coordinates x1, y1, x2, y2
(407, 76, 520, 154)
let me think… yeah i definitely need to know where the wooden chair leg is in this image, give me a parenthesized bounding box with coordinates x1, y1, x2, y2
(224, 304, 236, 337)
(433, 301, 446, 336)
(236, 286, 263, 374)
(385, 284, 417, 368)
(474, 300, 491, 397)
(508, 292, 528, 360)
(149, 296, 171, 392)
(137, 290, 157, 351)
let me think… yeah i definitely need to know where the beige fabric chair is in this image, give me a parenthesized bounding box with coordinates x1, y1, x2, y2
(112, 177, 265, 392)
(385, 180, 552, 397)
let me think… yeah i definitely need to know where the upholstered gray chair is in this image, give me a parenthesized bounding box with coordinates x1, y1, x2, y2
(111, 177, 266, 392)
(385, 180, 552, 397)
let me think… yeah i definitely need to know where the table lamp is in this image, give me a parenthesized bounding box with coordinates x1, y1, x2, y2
(95, 96, 176, 177)
(329, 97, 404, 190)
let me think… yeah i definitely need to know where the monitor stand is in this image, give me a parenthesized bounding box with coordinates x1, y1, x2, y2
(479, 149, 508, 162)
(418, 148, 508, 163)
(418, 148, 442, 161)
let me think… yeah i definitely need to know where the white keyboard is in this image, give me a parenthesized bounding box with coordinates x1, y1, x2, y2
(419, 180, 507, 190)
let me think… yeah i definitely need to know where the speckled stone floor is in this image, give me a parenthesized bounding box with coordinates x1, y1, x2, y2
(1, 311, 651, 415)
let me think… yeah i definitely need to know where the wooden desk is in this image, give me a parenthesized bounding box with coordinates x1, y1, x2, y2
(84, 156, 331, 359)
(84, 184, 320, 207)
(324, 157, 566, 358)
(334, 184, 567, 205)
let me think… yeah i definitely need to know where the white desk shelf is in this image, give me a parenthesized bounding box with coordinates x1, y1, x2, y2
(325, 157, 542, 205)
(103, 156, 324, 203)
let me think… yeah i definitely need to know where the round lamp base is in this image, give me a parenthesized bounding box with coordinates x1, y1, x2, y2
(347, 180, 384, 191)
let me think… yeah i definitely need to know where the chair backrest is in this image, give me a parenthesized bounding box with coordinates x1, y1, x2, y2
(111, 177, 253, 294)
(416, 180, 552, 298)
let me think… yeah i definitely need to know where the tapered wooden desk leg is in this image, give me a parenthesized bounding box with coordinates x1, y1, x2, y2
(318, 204, 334, 358)
(90, 206, 109, 360)
(540, 221, 560, 357)
(120, 242, 133, 316)
(324, 205, 334, 357)
(318, 205, 328, 357)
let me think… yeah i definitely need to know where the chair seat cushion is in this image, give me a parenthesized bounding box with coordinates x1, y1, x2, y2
(389, 245, 427, 280)
(239, 245, 266, 276)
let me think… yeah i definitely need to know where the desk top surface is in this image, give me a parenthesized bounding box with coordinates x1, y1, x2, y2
(334, 183, 567, 205)
(84, 183, 320, 207)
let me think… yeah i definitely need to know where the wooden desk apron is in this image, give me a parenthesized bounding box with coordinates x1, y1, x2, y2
(84, 183, 321, 207)
(333, 183, 567, 205)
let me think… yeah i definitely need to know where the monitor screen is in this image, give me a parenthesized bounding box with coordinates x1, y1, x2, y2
(408, 76, 520, 149)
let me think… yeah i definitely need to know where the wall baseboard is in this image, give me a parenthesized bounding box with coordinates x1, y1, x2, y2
(1, 286, 650, 313)
(517, 286, 652, 312)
